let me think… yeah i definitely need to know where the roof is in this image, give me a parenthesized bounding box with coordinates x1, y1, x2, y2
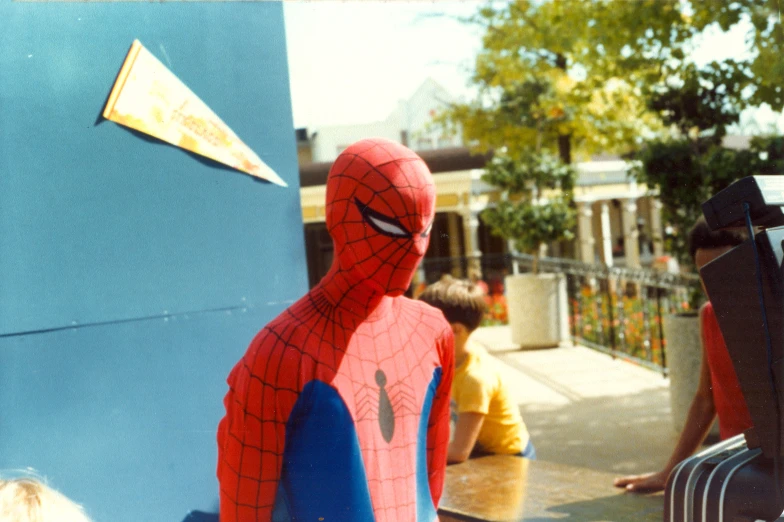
(299, 146, 492, 187)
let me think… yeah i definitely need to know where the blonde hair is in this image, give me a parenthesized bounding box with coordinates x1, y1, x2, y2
(0, 478, 92, 522)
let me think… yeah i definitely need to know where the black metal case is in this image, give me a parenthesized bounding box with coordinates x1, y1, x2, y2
(665, 434, 784, 521)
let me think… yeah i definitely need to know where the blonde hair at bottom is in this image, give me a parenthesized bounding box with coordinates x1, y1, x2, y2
(0, 478, 92, 522)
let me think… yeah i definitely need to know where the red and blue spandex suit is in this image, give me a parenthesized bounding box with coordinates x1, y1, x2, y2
(217, 138, 454, 521)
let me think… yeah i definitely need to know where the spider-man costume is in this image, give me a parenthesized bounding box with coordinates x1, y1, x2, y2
(217, 138, 454, 522)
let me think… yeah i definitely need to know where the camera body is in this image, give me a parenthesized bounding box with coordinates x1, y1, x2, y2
(700, 176, 784, 459)
(700, 228, 784, 458)
(664, 176, 784, 522)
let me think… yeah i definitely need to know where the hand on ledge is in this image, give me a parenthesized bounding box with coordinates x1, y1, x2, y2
(613, 470, 668, 493)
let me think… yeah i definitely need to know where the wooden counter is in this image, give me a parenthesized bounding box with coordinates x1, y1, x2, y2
(438, 455, 663, 521)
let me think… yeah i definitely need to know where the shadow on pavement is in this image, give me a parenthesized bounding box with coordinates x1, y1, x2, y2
(520, 385, 677, 475)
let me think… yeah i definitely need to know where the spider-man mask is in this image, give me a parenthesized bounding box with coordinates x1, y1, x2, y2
(326, 138, 436, 297)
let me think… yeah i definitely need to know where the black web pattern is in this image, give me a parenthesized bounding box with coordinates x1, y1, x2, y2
(217, 140, 454, 522)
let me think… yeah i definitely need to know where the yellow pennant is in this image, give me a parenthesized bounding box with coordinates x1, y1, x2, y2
(103, 40, 287, 187)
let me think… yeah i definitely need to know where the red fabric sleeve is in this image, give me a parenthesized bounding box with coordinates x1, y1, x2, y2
(426, 325, 455, 508)
(217, 331, 300, 522)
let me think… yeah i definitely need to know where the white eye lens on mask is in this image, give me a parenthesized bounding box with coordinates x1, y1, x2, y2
(367, 214, 409, 238)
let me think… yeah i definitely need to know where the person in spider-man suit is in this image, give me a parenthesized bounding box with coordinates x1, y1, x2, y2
(217, 138, 454, 522)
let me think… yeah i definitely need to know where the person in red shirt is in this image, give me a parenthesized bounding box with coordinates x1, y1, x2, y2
(614, 217, 753, 493)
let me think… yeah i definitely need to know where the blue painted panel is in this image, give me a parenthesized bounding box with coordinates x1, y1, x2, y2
(0, 308, 278, 522)
(0, 1, 306, 335)
(0, 2, 308, 520)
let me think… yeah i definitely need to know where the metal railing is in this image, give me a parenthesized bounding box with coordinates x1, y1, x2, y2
(418, 253, 701, 374)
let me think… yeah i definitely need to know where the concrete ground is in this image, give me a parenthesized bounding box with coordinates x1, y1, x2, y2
(471, 326, 679, 478)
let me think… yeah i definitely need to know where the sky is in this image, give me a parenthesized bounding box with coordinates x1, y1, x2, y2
(283, 1, 784, 133)
(283, 1, 482, 128)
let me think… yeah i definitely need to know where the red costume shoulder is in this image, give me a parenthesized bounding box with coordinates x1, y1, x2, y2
(217, 298, 317, 521)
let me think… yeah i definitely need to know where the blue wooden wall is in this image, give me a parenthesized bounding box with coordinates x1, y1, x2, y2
(0, 3, 307, 521)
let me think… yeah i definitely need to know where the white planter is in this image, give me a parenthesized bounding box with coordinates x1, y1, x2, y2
(506, 273, 569, 349)
(664, 312, 719, 436)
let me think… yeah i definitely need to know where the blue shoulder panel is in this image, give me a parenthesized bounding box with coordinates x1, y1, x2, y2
(275, 380, 375, 521)
(416, 368, 442, 522)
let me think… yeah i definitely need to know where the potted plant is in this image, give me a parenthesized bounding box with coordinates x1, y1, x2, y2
(660, 299, 703, 434)
(481, 152, 576, 348)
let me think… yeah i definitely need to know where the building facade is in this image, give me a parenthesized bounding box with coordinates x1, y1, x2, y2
(298, 79, 665, 289)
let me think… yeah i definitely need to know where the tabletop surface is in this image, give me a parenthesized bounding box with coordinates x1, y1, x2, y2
(438, 455, 664, 522)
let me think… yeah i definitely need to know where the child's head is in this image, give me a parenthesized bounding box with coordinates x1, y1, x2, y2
(0, 478, 92, 522)
(687, 217, 747, 269)
(418, 275, 488, 334)
(688, 217, 747, 298)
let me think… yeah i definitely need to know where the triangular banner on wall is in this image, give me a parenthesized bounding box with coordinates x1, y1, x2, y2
(103, 40, 287, 187)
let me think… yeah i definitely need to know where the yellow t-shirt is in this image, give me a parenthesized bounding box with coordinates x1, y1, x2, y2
(451, 342, 529, 455)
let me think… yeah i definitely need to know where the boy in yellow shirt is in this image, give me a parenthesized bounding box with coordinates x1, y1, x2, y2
(419, 276, 535, 463)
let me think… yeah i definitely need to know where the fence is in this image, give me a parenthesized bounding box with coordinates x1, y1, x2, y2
(418, 253, 702, 374)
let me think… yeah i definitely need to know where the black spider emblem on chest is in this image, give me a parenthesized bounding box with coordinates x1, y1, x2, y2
(355, 370, 419, 443)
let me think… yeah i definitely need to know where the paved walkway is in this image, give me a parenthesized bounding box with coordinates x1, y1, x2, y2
(471, 326, 678, 477)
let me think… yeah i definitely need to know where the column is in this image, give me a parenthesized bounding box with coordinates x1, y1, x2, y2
(600, 202, 613, 267)
(622, 198, 641, 269)
(462, 208, 483, 276)
(650, 199, 664, 257)
(576, 201, 596, 264)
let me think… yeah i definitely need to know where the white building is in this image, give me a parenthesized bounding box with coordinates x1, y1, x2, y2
(307, 78, 461, 163)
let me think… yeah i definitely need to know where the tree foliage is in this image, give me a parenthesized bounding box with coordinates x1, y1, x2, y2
(628, 3, 784, 264)
(437, 0, 783, 267)
(439, 0, 783, 161)
(438, 1, 663, 160)
(480, 152, 576, 272)
(634, 135, 784, 264)
(688, 0, 784, 110)
(481, 151, 575, 194)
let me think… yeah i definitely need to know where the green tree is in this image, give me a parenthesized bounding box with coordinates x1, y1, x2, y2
(631, 19, 784, 264)
(439, 1, 676, 161)
(688, 0, 784, 110)
(440, 0, 783, 161)
(437, 0, 783, 266)
(435, 0, 693, 266)
(634, 132, 783, 264)
(480, 152, 576, 273)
